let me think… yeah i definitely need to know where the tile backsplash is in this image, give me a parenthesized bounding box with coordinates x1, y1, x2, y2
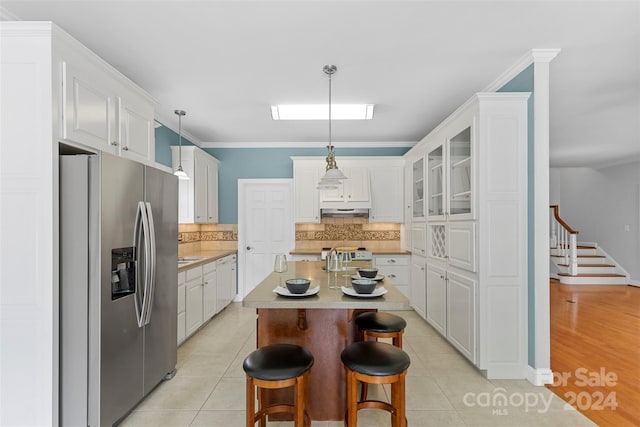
(178, 218, 402, 256)
(178, 224, 237, 256)
(295, 218, 401, 251)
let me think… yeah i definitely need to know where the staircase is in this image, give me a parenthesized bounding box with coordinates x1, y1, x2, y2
(549, 205, 629, 285)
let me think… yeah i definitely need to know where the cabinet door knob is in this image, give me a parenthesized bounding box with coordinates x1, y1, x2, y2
(111, 141, 118, 146)
(122, 146, 129, 151)
(246, 246, 252, 251)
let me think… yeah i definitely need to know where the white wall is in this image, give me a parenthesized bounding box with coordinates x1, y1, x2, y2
(551, 161, 640, 280)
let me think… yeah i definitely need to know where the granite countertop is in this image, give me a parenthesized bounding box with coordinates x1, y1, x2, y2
(243, 261, 410, 310)
(177, 249, 237, 271)
(289, 249, 411, 256)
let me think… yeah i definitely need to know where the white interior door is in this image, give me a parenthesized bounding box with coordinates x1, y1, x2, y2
(238, 179, 294, 299)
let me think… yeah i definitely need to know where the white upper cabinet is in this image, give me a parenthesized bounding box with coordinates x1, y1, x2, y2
(62, 48, 155, 164)
(117, 86, 155, 164)
(292, 159, 322, 223)
(411, 156, 426, 220)
(172, 146, 219, 224)
(292, 157, 405, 223)
(426, 121, 474, 221)
(319, 162, 370, 207)
(369, 159, 404, 223)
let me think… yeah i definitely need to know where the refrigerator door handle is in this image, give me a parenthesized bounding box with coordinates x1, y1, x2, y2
(134, 202, 145, 327)
(142, 202, 156, 325)
(135, 201, 152, 328)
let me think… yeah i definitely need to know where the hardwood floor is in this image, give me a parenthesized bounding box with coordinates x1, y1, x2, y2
(548, 280, 640, 426)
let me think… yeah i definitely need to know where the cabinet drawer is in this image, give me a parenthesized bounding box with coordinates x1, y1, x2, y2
(377, 266, 409, 285)
(185, 265, 202, 282)
(375, 256, 409, 266)
(203, 260, 217, 274)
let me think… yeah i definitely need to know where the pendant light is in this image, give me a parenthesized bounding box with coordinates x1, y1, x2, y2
(317, 65, 347, 189)
(173, 109, 189, 180)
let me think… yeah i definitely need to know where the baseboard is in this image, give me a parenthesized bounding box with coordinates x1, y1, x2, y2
(630, 279, 640, 287)
(526, 366, 554, 386)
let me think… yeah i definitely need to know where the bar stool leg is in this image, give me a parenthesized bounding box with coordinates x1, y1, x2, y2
(246, 376, 255, 427)
(294, 373, 305, 427)
(346, 369, 358, 427)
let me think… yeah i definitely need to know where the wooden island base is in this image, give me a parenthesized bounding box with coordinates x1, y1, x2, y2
(256, 307, 372, 421)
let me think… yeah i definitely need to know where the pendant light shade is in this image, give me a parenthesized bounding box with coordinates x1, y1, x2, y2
(174, 109, 189, 180)
(317, 65, 346, 189)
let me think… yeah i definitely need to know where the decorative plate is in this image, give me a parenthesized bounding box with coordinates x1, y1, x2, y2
(273, 285, 320, 297)
(341, 286, 388, 298)
(350, 274, 384, 281)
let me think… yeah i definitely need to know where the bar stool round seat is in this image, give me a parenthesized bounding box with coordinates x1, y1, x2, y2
(341, 341, 410, 427)
(355, 311, 407, 346)
(355, 312, 407, 401)
(243, 344, 314, 427)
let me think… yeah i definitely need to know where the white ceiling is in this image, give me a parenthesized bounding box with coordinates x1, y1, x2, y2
(2, 0, 639, 167)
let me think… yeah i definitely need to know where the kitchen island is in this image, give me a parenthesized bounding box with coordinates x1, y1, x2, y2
(243, 261, 410, 421)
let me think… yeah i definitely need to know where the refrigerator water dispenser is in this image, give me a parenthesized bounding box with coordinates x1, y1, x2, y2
(111, 247, 136, 300)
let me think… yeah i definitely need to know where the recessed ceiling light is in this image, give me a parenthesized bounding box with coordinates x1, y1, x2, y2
(271, 104, 374, 120)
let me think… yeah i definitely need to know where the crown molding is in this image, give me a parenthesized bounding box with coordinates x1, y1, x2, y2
(199, 140, 416, 149)
(483, 48, 561, 92)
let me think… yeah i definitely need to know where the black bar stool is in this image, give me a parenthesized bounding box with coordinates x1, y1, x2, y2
(355, 311, 407, 399)
(243, 343, 314, 427)
(355, 311, 407, 347)
(341, 341, 410, 427)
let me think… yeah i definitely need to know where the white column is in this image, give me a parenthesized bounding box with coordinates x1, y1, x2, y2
(532, 48, 561, 384)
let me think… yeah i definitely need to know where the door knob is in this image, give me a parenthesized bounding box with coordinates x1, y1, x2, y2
(246, 246, 252, 250)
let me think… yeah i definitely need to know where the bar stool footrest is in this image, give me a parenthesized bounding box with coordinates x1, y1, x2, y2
(357, 399, 396, 414)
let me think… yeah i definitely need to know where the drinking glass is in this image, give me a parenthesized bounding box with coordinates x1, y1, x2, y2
(341, 251, 352, 277)
(273, 254, 288, 287)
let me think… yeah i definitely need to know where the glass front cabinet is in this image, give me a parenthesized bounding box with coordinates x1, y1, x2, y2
(411, 157, 425, 220)
(426, 124, 474, 221)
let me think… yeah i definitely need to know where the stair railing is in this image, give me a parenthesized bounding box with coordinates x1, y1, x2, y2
(550, 205, 579, 275)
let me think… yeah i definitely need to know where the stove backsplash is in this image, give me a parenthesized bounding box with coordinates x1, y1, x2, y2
(295, 218, 400, 252)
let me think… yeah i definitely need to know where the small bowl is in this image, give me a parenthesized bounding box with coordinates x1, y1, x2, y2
(351, 279, 377, 294)
(285, 278, 311, 294)
(358, 268, 378, 279)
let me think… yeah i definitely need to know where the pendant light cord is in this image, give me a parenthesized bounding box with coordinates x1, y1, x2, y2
(328, 69, 332, 149)
(178, 113, 183, 166)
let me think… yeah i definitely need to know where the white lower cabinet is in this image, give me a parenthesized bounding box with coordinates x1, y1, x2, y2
(185, 266, 204, 337)
(177, 271, 186, 345)
(446, 271, 476, 363)
(216, 255, 236, 311)
(425, 263, 446, 335)
(410, 255, 426, 318)
(374, 255, 409, 297)
(180, 255, 237, 345)
(203, 261, 217, 320)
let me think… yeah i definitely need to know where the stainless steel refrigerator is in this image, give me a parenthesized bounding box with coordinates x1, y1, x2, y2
(59, 152, 178, 426)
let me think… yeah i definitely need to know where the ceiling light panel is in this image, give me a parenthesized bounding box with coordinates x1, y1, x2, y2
(271, 104, 374, 120)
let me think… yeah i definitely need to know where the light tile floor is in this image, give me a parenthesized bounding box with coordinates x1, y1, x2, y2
(119, 303, 596, 426)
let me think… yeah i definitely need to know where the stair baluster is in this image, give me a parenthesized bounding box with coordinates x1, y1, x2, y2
(550, 205, 579, 276)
